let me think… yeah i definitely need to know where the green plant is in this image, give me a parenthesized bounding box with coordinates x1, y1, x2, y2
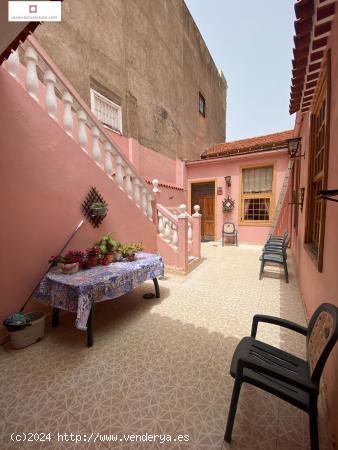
(119, 244, 134, 258)
(90, 201, 107, 209)
(95, 234, 119, 254)
(90, 202, 108, 217)
(120, 242, 143, 258)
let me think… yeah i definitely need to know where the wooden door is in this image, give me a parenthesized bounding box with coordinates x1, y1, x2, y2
(191, 182, 215, 240)
(202, 197, 215, 239)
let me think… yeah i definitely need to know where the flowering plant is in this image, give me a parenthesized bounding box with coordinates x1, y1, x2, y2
(48, 255, 64, 267)
(86, 245, 102, 257)
(63, 250, 86, 267)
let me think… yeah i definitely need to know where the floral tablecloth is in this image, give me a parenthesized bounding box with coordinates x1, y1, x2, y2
(34, 252, 164, 330)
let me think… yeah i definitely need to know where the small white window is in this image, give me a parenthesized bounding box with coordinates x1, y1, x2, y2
(90, 88, 122, 133)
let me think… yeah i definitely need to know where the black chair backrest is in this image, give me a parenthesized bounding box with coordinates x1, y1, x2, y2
(270, 229, 288, 240)
(223, 222, 236, 234)
(306, 303, 338, 383)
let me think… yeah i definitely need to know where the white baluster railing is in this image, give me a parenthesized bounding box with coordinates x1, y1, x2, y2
(188, 222, 193, 244)
(125, 168, 133, 199)
(25, 46, 39, 100)
(133, 178, 141, 208)
(156, 203, 201, 271)
(62, 92, 73, 136)
(167, 204, 194, 249)
(141, 188, 148, 216)
(91, 126, 101, 163)
(172, 224, 179, 251)
(164, 217, 173, 244)
(77, 110, 88, 152)
(43, 69, 57, 119)
(147, 193, 153, 220)
(115, 155, 124, 190)
(157, 212, 164, 236)
(157, 204, 181, 251)
(6, 37, 154, 220)
(104, 141, 113, 176)
(7, 50, 20, 80)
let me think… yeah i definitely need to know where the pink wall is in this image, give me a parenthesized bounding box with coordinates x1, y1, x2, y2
(107, 131, 187, 207)
(291, 14, 338, 442)
(186, 151, 289, 244)
(0, 68, 157, 329)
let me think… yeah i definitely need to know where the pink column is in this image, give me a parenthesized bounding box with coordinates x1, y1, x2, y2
(192, 206, 202, 259)
(177, 216, 188, 272)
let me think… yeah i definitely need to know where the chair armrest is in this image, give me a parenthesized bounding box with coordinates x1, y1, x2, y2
(251, 314, 307, 338)
(237, 356, 317, 393)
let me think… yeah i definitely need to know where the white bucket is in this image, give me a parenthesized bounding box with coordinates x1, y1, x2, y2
(10, 312, 46, 349)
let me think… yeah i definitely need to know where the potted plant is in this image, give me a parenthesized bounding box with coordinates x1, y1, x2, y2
(115, 242, 123, 262)
(131, 242, 143, 254)
(85, 245, 101, 268)
(222, 196, 235, 213)
(119, 244, 135, 262)
(90, 201, 108, 217)
(96, 234, 120, 263)
(48, 254, 65, 268)
(61, 250, 86, 274)
(120, 242, 144, 262)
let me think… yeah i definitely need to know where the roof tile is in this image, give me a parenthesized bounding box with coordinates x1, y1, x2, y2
(202, 130, 294, 159)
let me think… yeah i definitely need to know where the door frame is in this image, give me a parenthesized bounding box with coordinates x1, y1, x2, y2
(188, 178, 217, 240)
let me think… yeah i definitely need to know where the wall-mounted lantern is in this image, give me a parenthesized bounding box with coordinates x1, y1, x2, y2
(287, 137, 304, 158)
(224, 176, 231, 187)
(317, 189, 338, 203)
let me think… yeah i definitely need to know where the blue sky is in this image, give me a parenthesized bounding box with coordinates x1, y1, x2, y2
(184, 0, 296, 141)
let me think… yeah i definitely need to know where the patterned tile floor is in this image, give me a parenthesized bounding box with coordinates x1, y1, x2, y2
(1, 243, 333, 450)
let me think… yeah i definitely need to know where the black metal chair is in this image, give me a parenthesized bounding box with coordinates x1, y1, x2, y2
(224, 303, 338, 450)
(222, 222, 238, 247)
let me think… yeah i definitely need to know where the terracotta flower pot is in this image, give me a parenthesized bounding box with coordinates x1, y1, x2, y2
(61, 262, 79, 274)
(105, 252, 115, 263)
(86, 255, 99, 268)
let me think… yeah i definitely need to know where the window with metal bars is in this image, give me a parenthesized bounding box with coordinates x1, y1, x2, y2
(90, 88, 122, 132)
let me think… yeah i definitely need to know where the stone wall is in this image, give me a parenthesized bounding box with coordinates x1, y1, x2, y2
(34, 0, 227, 160)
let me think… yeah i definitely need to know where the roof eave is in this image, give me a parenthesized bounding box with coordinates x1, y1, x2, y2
(186, 148, 288, 167)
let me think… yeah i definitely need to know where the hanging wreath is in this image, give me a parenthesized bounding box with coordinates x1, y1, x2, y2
(222, 196, 235, 212)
